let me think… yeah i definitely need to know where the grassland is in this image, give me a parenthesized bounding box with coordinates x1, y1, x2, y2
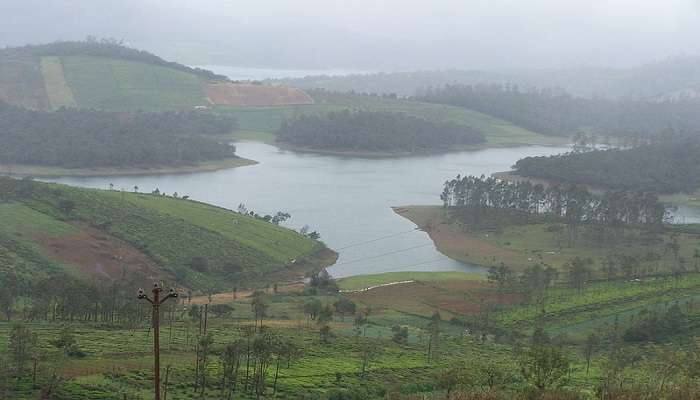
(0, 55, 49, 109)
(0, 177, 331, 291)
(59, 55, 207, 111)
(394, 205, 700, 271)
(39, 56, 77, 109)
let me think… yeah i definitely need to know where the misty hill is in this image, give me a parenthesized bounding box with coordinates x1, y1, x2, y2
(277, 110, 485, 153)
(0, 40, 313, 111)
(417, 84, 700, 140)
(0, 177, 332, 292)
(513, 138, 700, 194)
(276, 56, 700, 99)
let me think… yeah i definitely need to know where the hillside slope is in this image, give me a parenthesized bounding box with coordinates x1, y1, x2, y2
(0, 41, 313, 111)
(0, 177, 334, 292)
(219, 91, 564, 147)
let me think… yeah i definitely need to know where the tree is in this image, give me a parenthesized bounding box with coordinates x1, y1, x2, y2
(519, 345, 570, 391)
(211, 304, 234, 318)
(583, 333, 600, 375)
(487, 263, 514, 289)
(566, 257, 593, 293)
(426, 311, 441, 362)
(250, 292, 269, 329)
(358, 341, 377, 377)
(319, 324, 332, 344)
(303, 299, 322, 322)
(435, 367, 461, 398)
(391, 325, 409, 345)
(333, 298, 356, 320)
(8, 324, 38, 375)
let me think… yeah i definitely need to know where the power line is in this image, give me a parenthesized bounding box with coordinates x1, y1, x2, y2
(332, 243, 433, 267)
(335, 228, 420, 250)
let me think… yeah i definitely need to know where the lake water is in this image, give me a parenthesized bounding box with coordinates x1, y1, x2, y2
(48, 142, 700, 278)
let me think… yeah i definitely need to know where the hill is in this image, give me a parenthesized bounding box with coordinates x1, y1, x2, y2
(0, 177, 334, 293)
(277, 109, 485, 154)
(0, 40, 313, 111)
(513, 138, 700, 194)
(219, 91, 565, 148)
(275, 56, 700, 99)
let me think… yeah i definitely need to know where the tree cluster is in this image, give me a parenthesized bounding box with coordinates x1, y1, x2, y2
(442, 175, 668, 235)
(417, 84, 700, 139)
(514, 137, 700, 193)
(0, 102, 239, 168)
(277, 110, 485, 152)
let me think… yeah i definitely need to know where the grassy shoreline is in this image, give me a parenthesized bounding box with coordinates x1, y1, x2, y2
(0, 156, 257, 178)
(393, 204, 700, 271)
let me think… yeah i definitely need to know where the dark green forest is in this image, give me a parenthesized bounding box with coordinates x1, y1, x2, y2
(514, 138, 700, 193)
(1, 38, 228, 81)
(0, 102, 239, 168)
(277, 110, 485, 152)
(417, 84, 700, 139)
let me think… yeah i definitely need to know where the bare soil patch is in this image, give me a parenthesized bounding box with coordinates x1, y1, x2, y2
(206, 83, 314, 106)
(393, 206, 523, 268)
(38, 222, 167, 282)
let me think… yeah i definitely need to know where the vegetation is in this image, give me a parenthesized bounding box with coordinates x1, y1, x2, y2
(277, 110, 485, 153)
(216, 90, 563, 148)
(0, 177, 328, 293)
(0, 102, 239, 168)
(513, 138, 700, 193)
(2, 38, 228, 81)
(418, 84, 700, 139)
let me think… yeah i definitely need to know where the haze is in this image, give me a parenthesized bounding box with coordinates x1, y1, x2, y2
(3, 0, 700, 70)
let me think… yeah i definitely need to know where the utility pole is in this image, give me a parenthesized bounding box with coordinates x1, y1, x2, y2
(138, 283, 178, 400)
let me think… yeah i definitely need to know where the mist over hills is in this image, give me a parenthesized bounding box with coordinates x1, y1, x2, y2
(276, 56, 700, 99)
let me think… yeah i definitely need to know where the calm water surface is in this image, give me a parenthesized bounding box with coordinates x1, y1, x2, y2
(49, 142, 700, 278)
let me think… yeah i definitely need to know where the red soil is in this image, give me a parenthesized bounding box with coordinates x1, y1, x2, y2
(38, 222, 167, 282)
(206, 83, 314, 107)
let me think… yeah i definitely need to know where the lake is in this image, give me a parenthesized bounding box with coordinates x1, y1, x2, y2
(48, 142, 700, 278)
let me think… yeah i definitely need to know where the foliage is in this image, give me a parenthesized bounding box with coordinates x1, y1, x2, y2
(1, 39, 228, 81)
(0, 102, 238, 168)
(418, 84, 700, 139)
(277, 109, 485, 152)
(514, 138, 700, 194)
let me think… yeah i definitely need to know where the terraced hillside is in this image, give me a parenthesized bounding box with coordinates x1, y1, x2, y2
(0, 41, 313, 111)
(0, 177, 333, 292)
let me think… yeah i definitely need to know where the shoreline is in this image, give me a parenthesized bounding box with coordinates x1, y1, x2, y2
(0, 157, 258, 178)
(276, 140, 570, 158)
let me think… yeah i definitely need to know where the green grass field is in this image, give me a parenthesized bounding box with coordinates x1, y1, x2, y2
(39, 56, 76, 109)
(0, 178, 327, 291)
(60, 55, 207, 111)
(0, 55, 49, 109)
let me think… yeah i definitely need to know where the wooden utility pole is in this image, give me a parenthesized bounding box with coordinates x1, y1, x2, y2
(138, 283, 178, 400)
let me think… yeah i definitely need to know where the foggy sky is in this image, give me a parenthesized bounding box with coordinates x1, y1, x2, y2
(2, 0, 700, 70)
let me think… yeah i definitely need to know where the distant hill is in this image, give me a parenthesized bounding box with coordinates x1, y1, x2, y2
(0, 177, 333, 292)
(0, 40, 313, 111)
(275, 56, 700, 99)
